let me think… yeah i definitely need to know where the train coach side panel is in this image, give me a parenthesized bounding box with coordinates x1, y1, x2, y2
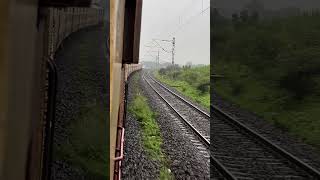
(110, 0, 126, 178)
(111, 0, 143, 178)
(124, 64, 142, 80)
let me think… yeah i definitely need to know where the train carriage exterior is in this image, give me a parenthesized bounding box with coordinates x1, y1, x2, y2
(1, 0, 141, 179)
(110, 0, 143, 179)
(0, 0, 103, 179)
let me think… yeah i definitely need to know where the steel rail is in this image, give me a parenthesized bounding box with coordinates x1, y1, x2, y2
(143, 73, 236, 180)
(143, 74, 209, 145)
(211, 105, 320, 179)
(147, 72, 320, 179)
(147, 73, 209, 118)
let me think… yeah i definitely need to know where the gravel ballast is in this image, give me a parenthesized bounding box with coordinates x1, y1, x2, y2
(147, 75, 210, 139)
(212, 91, 320, 173)
(138, 70, 210, 179)
(122, 71, 160, 180)
(51, 25, 108, 180)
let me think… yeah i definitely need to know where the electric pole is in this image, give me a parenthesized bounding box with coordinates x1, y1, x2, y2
(152, 38, 176, 65)
(144, 49, 159, 69)
(172, 37, 175, 65)
(157, 50, 160, 69)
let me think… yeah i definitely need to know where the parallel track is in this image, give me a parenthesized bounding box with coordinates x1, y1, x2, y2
(144, 72, 320, 179)
(211, 105, 320, 179)
(143, 73, 235, 179)
(143, 73, 210, 145)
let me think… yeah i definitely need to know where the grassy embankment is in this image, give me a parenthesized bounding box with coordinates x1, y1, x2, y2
(54, 34, 109, 179)
(155, 65, 210, 110)
(55, 104, 108, 179)
(213, 9, 320, 149)
(128, 72, 173, 179)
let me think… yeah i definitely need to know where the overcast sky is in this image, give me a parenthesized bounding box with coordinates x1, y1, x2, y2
(139, 0, 210, 65)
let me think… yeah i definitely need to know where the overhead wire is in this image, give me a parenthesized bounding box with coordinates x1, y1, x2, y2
(152, 39, 171, 53)
(170, 6, 210, 36)
(142, 0, 210, 64)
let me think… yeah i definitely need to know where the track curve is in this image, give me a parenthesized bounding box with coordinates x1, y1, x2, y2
(144, 71, 320, 179)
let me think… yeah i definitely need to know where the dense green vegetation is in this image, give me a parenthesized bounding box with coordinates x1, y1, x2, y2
(213, 8, 320, 149)
(129, 73, 173, 179)
(155, 65, 210, 109)
(56, 104, 108, 179)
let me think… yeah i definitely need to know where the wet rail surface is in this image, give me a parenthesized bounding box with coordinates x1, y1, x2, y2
(143, 72, 232, 179)
(143, 72, 216, 178)
(211, 105, 320, 179)
(143, 71, 320, 179)
(143, 73, 210, 144)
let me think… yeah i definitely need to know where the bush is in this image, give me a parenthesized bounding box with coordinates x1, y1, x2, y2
(197, 83, 210, 94)
(155, 65, 210, 109)
(214, 12, 320, 149)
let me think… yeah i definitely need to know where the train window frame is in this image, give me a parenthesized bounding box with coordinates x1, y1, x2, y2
(122, 0, 142, 64)
(39, 0, 92, 7)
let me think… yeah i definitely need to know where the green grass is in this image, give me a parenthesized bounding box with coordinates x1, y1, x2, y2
(160, 166, 173, 180)
(155, 66, 210, 110)
(214, 65, 320, 149)
(128, 73, 173, 180)
(55, 104, 108, 179)
(213, 11, 320, 150)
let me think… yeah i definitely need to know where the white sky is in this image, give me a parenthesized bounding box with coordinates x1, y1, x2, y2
(139, 0, 210, 65)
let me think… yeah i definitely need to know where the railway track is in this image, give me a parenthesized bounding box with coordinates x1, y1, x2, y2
(143, 73, 210, 144)
(143, 73, 232, 178)
(143, 71, 320, 179)
(212, 105, 320, 179)
(143, 72, 230, 179)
